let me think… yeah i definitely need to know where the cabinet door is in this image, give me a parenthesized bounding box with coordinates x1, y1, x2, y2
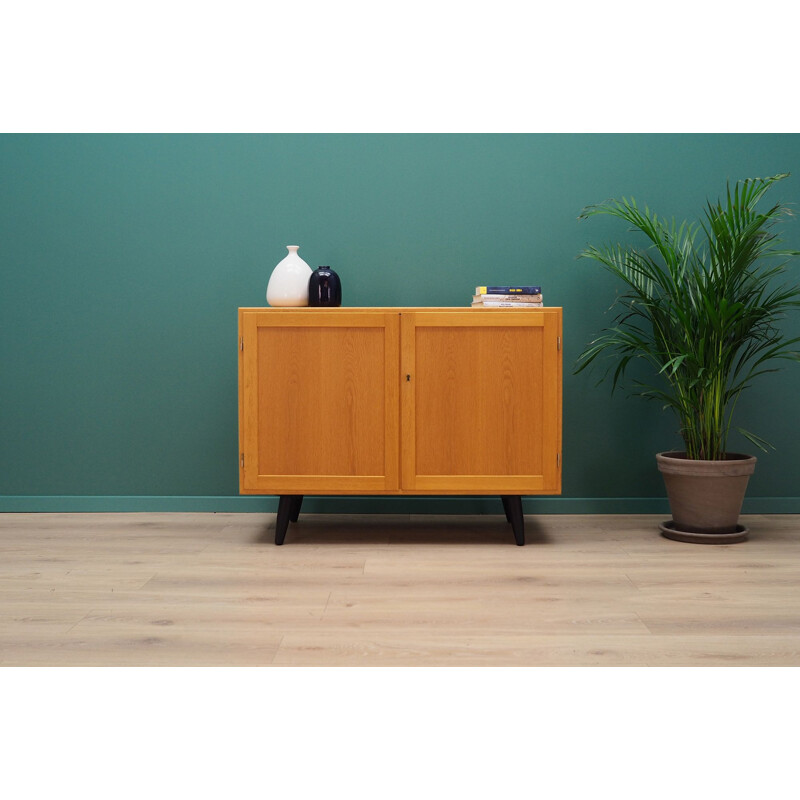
(239, 310, 400, 494)
(400, 309, 562, 494)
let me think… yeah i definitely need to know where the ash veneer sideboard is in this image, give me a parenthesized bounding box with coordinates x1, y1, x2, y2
(238, 307, 562, 545)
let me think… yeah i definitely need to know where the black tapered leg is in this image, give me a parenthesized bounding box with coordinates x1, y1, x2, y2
(502, 495, 525, 546)
(275, 495, 293, 545)
(289, 495, 303, 523)
(500, 495, 512, 523)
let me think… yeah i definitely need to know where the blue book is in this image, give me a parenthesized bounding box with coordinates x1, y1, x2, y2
(476, 285, 542, 295)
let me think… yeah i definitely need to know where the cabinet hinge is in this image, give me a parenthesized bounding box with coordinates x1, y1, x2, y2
(557, 336, 561, 351)
(239, 336, 244, 351)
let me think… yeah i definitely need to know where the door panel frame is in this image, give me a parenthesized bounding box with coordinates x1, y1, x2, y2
(239, 310, 400, 494)
(400, 310, 562, 494)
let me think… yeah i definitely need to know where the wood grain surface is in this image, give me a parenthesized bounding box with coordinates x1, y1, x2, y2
(240, 307, 562, 495)
(401, 310, 561, 493)
(2, 511, 799, 666)
(240, 310, 400, 494)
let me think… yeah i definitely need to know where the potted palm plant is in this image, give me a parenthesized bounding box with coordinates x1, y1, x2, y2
(575, 174, 800, 543)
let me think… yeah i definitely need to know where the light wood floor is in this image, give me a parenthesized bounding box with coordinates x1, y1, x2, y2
(1, 512, 799, 666)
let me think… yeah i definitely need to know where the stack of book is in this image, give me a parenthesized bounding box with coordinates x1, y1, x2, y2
(471, 286, 544, 307)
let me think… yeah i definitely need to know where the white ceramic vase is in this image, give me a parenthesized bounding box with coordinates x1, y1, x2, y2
(266, 245, 312, 306)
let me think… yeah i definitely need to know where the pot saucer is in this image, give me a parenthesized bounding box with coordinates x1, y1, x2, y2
(659, 520, 748, 544)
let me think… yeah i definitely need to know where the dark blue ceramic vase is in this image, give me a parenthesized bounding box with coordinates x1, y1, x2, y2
(308, 265, 342, 307)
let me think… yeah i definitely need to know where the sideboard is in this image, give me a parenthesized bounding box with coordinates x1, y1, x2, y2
(238, 307, 562, 544)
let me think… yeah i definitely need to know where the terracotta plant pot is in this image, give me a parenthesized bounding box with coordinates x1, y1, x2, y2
(656, 451, 757, 544)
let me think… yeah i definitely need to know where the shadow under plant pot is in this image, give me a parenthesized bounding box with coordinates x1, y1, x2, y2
(656, 452, 757, 544)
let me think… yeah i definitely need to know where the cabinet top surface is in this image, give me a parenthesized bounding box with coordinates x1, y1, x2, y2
(239, 306, 562, 312)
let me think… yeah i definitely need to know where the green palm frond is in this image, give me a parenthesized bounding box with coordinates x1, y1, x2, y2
(575, 174, 800, 460)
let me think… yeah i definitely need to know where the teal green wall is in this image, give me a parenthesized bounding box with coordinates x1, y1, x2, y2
(2, 134, 800, 513)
